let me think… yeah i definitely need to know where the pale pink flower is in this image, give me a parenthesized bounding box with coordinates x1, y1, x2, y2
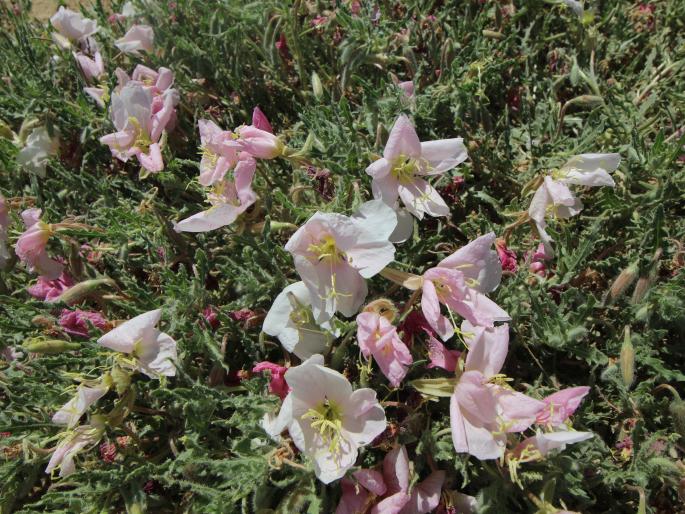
(536, 386, 590, 427)
(97, 309, 177, 378)
(365, 115, 468, 220)
(252, 361, 290, 399)
(59, 309, 108, 338)
(74, 51, 104, 82)
(251, 106, 274, 133)
(357, 311, 412, 387)
(100, 83, 178, 173)
(0, 194, 9, 268)
(50, 6, 98, 48)
(174, 156, 257, 232)
(16, 208, 63, 279)
(196, 119, 242, 186)
(28, 272, 74, 301)
(513, 429, 593, 459)
(46, 423, 104, 477)
(397, 81, 414, 98)
(262, 354, 386, 484)
(450, 322, 545, 460)
(115, 24, 154, 55)
(335, 445, 445, 514)
(285, 200, 397, 322)
(236, 125, 283, 159)
(52, 384, 108, 428)
(529, 153, 621, 255)
(425, 332, 460, 372)
(421, 233, 508, 339)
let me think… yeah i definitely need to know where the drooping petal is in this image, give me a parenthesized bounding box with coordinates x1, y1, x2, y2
(419, 138, 468, 175)
(400, 470, 445, 514)
(398, 178, 450, 219)
(438, 232, 502, 293)
(384, 115, 421, 160)
(421, 280, 454, 341)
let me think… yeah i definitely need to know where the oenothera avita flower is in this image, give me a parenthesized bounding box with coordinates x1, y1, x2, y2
(336, 445, 445, 514)
(174, 156, 257, 232)
(196, 119, 243, 187)
(17, 126, 58, 177)
(365, 115, 468, 221)
(356, 306, 412, 388)
(52, 383, 109, 428)
(0, 194, 9, 268)
(100, 83, 179, 174)
(16, 208, 63, 279)
(536, 386, 590, 428)
(262, 354, 386, 484)
(115, 24, 154, 55)
(528, 153, 620, 255)
(74, 51, 107, 107)
(285, 200, 398, 322)
(49, 6, 98, 49)
(97, 309, 177, 378)
(46, 418, 104, 477)
(450, 321, 544, 460)
(263, 281, 337, 359)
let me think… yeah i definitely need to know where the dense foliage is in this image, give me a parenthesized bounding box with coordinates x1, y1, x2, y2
(0, 0, 684, 512)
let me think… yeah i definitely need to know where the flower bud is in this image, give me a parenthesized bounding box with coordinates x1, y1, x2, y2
(54, 278, 116, 304)
(620, 327, 635, 389)
(23, 338, 81, 354)
(311, 71, 323, 100)
(363, 298, 398, 323)
(606, 261, 638, 303)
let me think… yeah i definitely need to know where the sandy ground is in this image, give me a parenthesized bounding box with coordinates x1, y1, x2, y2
(14, 0, 107, 22)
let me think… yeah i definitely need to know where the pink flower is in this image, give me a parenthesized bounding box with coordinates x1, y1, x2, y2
(311, 15, 328, 27)
(28, 272, 74, 301)
(529, 243, 551, 276)
(196, 119, 242, 186)
(74, 51, 104, 82)
(357, 311, 413, 387)
(230, 308, 257, 322)
(100, 83, 179, 174)
(397, 81, 414, 98)
(253, 361, 290, 399)
(335, 445, 445, 514)
(251, 106, 273, 133)
(495, 239, 517, 272)
(450, 322, 545, 460)
(115, 24, 154, 55)
(365, 115, 468, 220)
(236, 125, 283, 159)
(50, 6, 98, 47)
(285, 200, 397, 322)
(536, 386, 590, 427)
(16, 208, 63, 279)
(425, 331, 460, 372)
(421, 233, 508, 339)
(59, 309, 108, 338)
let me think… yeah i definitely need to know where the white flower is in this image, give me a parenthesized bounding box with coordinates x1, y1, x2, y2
(284, 200, 397, 322)
(17, 127, 58, 177)
(262, 281, 338, 359)
(50, 6, 98, 48)
(45, 422, 104, 477)
(97, 309, 177, 378)
(262, 355, 386, 484)
(528, 153, 620, 255)
(52, 384, 108, 428)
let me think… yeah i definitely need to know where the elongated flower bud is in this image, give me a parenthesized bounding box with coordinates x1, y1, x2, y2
(23, 339, 81, 354)
(606, 262, 638, 303)
(54, 278, 116, 304)
(311, 71, 323, 100)
(620, 327, 635, 389)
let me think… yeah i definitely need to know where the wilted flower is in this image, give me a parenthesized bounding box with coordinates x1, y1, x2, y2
(52, 383, 109, 428)
(450, 321, 544, 459)
(529, 242, 552, 276)
(251, 106, 273, 133)
(16, 208, 63, 279)
(365, 115, 468, 221)
(196, 119, 243, 186)
(50, 6, 98, 49)
(59, 309, 109, 338)
(357, 311, 413, 387)
(262, 354, 386, 484)
(285, 200, 397, 322)
(263, 281, 337, 359)
(426, 332, 461, 372)
(202, 306, 219, 329)
(97, 309, 177, 378)
(252, 361, 290, 399)
(28, 272, 74, 301)
(495, 239, 518, 272)
(336, 445, 445, 514)
(46, 421, 104, 477)
(528, 154, 621, 255)
(100, 83, 179, 174)
(17, 127, 58, 177)
(235, 124, 283, 159)
(115, 24, 154, 54)
(74, 50, 104, 82)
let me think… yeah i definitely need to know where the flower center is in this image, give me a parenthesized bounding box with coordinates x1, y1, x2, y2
(307, 235, 345, 265)
(128, 116, 151, 152)
(302, 398, 344, 454)
(390, 154, 419, 184)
